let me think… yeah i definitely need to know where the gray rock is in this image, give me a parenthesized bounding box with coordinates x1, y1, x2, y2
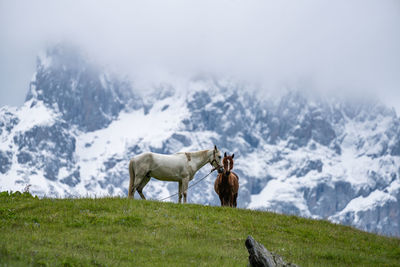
(245, 236, 299, 267)
(0, 111, 19, 134)
(303, 181, 355, 218)
(60, 169, 81, 187)
(0, 150, 13, 174)
(332, 188, 400, 237)
(293, 159, 323, 177)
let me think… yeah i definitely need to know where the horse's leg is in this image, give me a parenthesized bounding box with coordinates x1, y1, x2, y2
(230, 192, 235, 207)
(219, 195, 223, 206)
(137, 174, 150, 200)
(128, 159, 135, 199)
(221, 195, 227, 206)
(234, 177, 239, 208)
(178, 181, 183, 203)
(182, 178, 189, 204)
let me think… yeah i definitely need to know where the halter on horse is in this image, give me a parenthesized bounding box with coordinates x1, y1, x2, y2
(129, 145, 222, 203)
(214, 152, 239, 207)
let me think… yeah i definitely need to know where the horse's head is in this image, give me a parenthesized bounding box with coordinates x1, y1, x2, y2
(210, 145, 223, 172)
(222, 152, 235, 176)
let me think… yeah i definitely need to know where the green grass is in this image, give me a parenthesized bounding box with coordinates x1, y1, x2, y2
(0, 191, 399, 266)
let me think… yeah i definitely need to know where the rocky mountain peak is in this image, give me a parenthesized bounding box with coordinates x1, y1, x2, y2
(26, 44, 137, 132)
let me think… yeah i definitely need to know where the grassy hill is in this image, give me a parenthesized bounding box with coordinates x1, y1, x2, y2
(1, 191, 399, 266)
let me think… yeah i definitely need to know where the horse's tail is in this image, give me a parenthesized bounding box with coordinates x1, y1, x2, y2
(128, 159, 135, 198)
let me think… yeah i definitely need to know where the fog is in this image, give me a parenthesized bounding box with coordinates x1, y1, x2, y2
(1, 0, 399, 110)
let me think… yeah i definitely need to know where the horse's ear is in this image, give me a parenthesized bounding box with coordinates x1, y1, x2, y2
(232, 153, 234, 159)
(224, 152, 227, 157)
(214, 145, 217, 151)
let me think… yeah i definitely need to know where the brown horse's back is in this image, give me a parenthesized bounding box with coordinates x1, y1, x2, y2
(214, 172, 239, 192)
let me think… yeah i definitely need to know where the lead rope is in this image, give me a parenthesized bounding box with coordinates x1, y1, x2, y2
(156, 168, 218, 202)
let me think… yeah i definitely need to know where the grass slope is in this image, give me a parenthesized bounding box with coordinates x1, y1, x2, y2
(0, 192, 399, 266)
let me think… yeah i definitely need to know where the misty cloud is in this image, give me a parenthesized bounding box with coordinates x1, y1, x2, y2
(1, 0, 399, 109)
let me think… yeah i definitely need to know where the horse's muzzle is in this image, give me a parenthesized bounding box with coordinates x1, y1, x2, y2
(217, 167, 224, 174)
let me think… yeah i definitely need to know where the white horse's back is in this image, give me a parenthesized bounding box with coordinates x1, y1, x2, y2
(133, 152, 188, 181)
(154, 154, 187, 177)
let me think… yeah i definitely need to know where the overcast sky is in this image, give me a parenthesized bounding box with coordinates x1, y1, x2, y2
(1, 0, 399, 111)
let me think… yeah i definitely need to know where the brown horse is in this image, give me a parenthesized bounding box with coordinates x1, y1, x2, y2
(214, 152, 239, 207)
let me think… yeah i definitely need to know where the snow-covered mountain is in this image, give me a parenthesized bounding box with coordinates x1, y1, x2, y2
(1, 45, 400, 237)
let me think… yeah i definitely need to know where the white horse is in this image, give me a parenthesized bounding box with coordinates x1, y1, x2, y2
(128, 146, 222, 203)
